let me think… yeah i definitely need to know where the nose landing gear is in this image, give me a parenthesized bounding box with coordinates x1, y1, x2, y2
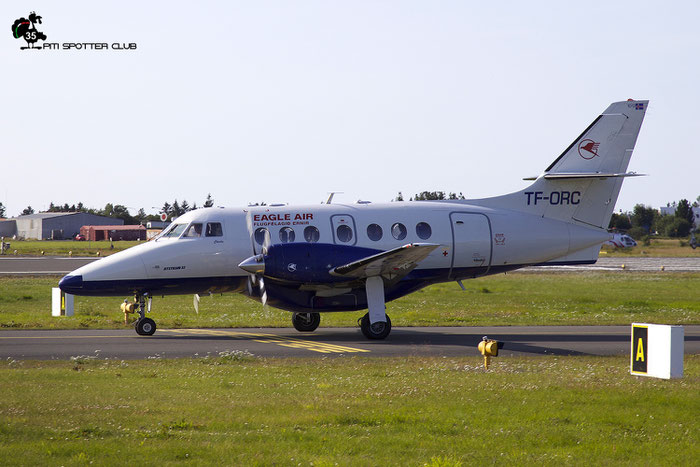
(132, 294, 156, 336)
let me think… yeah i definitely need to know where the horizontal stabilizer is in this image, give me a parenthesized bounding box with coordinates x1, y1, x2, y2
(543, 172, 646, 180)
(331, 243, 440, 279)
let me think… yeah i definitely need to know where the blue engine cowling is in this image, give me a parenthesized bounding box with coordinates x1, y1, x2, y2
(262, 243, 381, 283)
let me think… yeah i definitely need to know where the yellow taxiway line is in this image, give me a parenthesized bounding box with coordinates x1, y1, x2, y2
(159, 329, 370, 354)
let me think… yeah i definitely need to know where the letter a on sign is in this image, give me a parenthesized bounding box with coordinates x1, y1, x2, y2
(631, 325, 648, 374)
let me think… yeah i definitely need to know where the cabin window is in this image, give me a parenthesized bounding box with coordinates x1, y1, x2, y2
(279, 227, 295, 243)
(336, 224, 353, 243)
(254, 227, 268, 245)
(391, 222, 407, 240)
(367, 223, 383, 241)
(416, 222, 432, 240)
(205, 222, 223, 237)
(304, 226, 320, 243)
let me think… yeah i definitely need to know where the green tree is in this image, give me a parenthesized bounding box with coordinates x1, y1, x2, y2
(161, 202, 171, 216)
(675, 199, 694, 225)
(171, 200, 182, 217)
(630, 204, 656, 233)
(181, 200, 190, 212)
(393, 192, 404, 202)
(665, 217, 692, 237)
(609, 213, 632, 230)
(101, 203, 136, 224)
(0, 202, 5, 218)
(203, 194, 214, 208)
(135, 208, 148, 224)
(21, 206, 34, 215)
(414, 191, 446, 201)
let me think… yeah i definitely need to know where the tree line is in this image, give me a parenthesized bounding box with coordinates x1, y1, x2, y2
(0, 194, 215, 225)
(610, 197, 698, 239)
(393, 191, 466, 201)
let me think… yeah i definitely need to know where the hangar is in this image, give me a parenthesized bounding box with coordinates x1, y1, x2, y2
(1, 212, 122, 240)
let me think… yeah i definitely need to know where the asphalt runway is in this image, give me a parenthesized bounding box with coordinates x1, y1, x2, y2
(1, 325, 698, 360)
(1, 256, 699, 275)
(0, 256, 97, 274)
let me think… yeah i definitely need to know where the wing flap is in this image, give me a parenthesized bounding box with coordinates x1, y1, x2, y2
(330, 243, 440, 279)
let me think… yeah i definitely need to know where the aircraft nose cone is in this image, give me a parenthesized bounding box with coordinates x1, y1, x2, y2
(59, 274, 83, 293)
(238, 255, 265, 275)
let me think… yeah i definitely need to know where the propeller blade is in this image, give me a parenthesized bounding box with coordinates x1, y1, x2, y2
(193, 294, 200, 314)
(246, 276, 254, 296)
(259, 277, 268, 306)
(262, 229, 271, 255)
(245, 211, 257, 255)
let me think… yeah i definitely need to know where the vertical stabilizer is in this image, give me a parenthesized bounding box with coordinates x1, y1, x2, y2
(470, 100, 648, 229)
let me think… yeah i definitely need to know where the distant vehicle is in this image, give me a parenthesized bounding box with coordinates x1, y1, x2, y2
(605, 233, 637, 248)
(74, 234, 86, 241)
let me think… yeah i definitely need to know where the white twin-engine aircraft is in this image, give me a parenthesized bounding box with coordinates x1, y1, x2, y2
(60, 99, 648, 339)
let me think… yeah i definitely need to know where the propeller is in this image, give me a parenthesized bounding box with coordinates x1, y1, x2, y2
(242, 211, 272, 307)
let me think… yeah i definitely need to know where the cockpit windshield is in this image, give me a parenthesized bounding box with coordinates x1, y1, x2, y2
(154, 221, 223, 241)
(183, 223, 203, 238)
(159, 223, 188, 239)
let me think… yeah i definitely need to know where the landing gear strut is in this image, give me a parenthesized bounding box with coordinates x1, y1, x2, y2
(133, 294, 156, 336)
(292, 312, 320, 332)
(359, 312, 391, 340)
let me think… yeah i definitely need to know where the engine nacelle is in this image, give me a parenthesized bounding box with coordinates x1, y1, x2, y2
(261, 243, 381, 283)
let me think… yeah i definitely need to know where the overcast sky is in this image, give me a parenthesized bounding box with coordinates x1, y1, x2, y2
(2, 1, 698, 217)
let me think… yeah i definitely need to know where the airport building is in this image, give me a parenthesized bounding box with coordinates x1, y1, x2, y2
(80, 224, 146, 241)
(0, 212, 122, 240)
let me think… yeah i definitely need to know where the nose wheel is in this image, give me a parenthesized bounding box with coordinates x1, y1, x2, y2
(132, 294, 156, 336)
(135, 317, 156, 336)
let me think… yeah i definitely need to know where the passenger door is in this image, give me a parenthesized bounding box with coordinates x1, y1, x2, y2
(450, 213, 492, 278)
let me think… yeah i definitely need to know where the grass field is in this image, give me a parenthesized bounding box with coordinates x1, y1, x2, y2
(0, 239, 139, 257)
(1, 272, 698, 330)
(0, 356, 697, 465)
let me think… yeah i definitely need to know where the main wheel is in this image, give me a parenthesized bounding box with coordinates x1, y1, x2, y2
(292, 312, 320, 332)
(135, 317, 156, 336)
(360, 313, 391, 340)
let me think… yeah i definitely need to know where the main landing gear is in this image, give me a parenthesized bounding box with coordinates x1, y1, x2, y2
(359, 312, 392, 339)
(133, 294, 156, 336)
(292, 312, 320, 332)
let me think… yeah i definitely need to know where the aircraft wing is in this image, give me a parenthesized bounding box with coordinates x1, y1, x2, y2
(330, 243, 440, 279)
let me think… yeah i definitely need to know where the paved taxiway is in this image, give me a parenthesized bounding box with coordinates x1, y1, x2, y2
(1, 256, 699, 275)
(1, 326, 698, 360)
(0, 257, 96, 274)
